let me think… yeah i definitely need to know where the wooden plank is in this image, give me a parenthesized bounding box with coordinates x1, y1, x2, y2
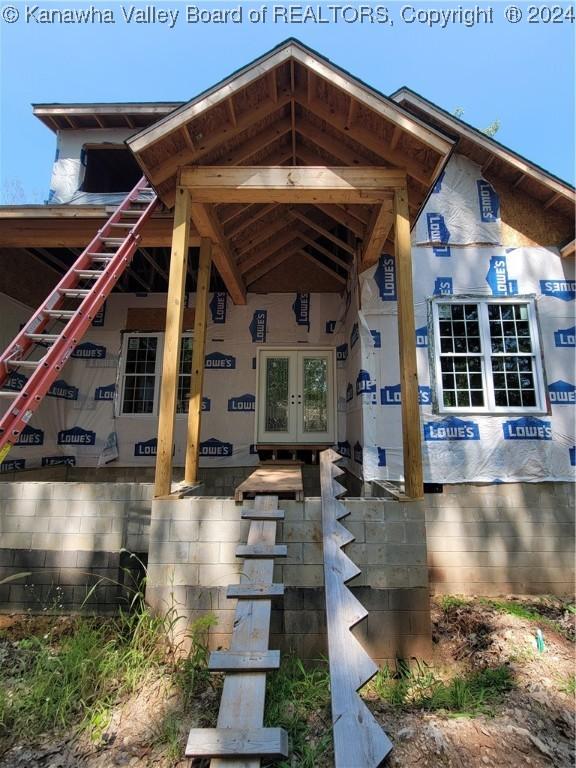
(227, 583, 285, 599)
(243, 240, 305, 285)
(186, 727, 288, 759)
(239, 227, 304, 274)
(241, 509, 285, 521)
(153, 187, 191, 498)
(189, 202, 246, 305)
(225, 203, 278, 238)
(234, 466, 304, 497)
(298, 232, 351, 270)
(208, 650, 281, 671)
(315, 204, 366, 238)
(236, 544, 288, 558)
(289, 209, 355, 255)
(560, 238, 575, 258)
(178, 166, 406, 204)
(183, 237, 211, 485)
(394, 186, 424, 499)
(320, 450, 393, 768)
(211, 495, 279, 768)
(297, 119, 375, 166)
(298, 251, 347, 285)
(361, 202, 395, 268)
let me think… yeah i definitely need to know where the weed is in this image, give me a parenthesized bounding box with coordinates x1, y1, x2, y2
(557, 674, 576, 696)
(479, 598, 568, 637)
(153, 711, 185, 763)
(176, 613, 219, 708)
(368, 661, 513, 717)
(265, 655, 332, 768)
(439, 595, 469, 612)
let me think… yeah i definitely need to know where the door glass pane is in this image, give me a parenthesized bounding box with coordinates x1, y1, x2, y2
(303, 357, 328, 432)
(265, 357, 289, 432)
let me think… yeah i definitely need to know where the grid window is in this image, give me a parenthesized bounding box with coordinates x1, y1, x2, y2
(433, 299, 544, 413)
(121, 335, 159, 414)
(177, 336, 194, 414)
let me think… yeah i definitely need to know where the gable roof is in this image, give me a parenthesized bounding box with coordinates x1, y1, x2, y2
(391, 86, 575, 220)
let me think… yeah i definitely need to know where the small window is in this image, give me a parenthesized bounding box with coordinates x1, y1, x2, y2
(118, 333, 193, 416)
(432, 298, 545, 413)
(119, 334, 161, 415)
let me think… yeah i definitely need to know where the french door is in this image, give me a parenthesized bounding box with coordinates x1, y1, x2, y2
(256, 349, 335, 444)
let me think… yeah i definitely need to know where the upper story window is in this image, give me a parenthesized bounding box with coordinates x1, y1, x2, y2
(81, 146, 142, 193)
(118, 333, 193, 416)
(431, 297, 546, 414)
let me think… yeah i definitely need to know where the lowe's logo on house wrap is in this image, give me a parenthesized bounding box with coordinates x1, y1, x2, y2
(370, 330, 381, 348)
(210, 292, 227, 324)
(374, 255, 397, 301)
(134, 438, 157, 457)
(381, 384, 401, 405)
(426, 213, 450, 244)
(325, 320, 336, 334)
(16, 425, 44, 446)
(205, 352, 236, 369)
(336, 343, 348, 362)
(48, 379, 78, 401)
(200, 438, 233, 457)
(424, 417, 480, 441)
(91, 302, 106, 328)
(346, 383, 354, 402)
(95, 384, 116, 401)
(356, 369, 376, 396)
(377, 448, 387, 467)
(5, 372, 27, 391)
(416, 326, 428, 347)
(431, 171, 445, 194)
(549, 380, 576, 405)
(71, 342, 106, 360)
(228, 393, 255, 412)
(293, 293, 310, 329)
(419, 386, 432, 405)
(353, 442, 363, 464)
(486, 256, 518, 297)
(338, 441, 351, 458)
(249, 310, 267, 343)
(58, 427, 96, 446)
(570, 446, 576, 467)
(0, 459, 25, 473)
(540, 280, 576, 302)
(350, 323, 359, 348)
(554, 326, 576, 348)
(42, 456, 76, 468)
(503, 417, 552, 441)
(433, 277, 453, 296)
(476, 180, 500, 223)
(202, 397, 211, 412)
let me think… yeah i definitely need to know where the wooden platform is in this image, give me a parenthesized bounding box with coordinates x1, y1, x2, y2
(234, 465, 304, 502)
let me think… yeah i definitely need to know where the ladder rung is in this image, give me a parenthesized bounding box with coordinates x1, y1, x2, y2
(43, 309, 75, 318)
(26, 333, 59, 342)
(119, 210, 144, 217)
(74, 270, 102, 278)
(87, 252, 116, 257)
(58, 289, 90, 297)
(100, 238, 125, 244)
(185, 728, 289, 759)
(226, 583, 285, 599)
(109, 223, 134, 228)
(0, 390, 18, 398)
(235, 544, 287, 559)
(8, 359, 43, 368)
(208, 650, 280, 672)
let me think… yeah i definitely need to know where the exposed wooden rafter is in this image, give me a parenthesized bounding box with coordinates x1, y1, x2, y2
(298, 251, 346, 284)
(289, 209, 355, 255)
(244, 239, 305, 285)
(361, 204, 395, 268)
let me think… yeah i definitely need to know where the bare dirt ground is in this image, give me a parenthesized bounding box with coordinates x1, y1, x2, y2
(0, 596, 574, 768)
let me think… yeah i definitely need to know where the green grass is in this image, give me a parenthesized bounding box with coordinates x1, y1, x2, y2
(557, 674, 576, 696)
(264, 656, 332, 768)
(368, 662, 514, 717)
(478, 598, 570, 637)
(438, 595, 469, 612)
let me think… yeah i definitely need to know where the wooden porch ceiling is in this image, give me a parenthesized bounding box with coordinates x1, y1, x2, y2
(126, 41, 453, 298)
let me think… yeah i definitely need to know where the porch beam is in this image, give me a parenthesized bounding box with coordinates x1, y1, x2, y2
(361, 203, 395, 268)
(178, 166, 405, 204)
(394, 186, 423, 499)
(189, 202, 247, 305)
(184, 237, 212, 485)
(154, 187, 192, 498)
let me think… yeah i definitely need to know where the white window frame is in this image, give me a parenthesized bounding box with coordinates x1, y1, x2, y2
(117, 332, 193, 418)
(431, 296, 547, 415)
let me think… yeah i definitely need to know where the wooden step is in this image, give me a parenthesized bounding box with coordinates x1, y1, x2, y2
(226, 583, 284, 599)
(185, 727, 289, 759)
(236, 544, 287, 559)
(241, 508, 285, 521)
(208, 650, 280, 672)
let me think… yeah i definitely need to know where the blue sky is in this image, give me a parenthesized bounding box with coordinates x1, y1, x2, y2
(0, 1, 574, 203)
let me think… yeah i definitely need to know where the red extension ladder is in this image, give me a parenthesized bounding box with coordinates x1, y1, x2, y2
(0, 176, 158, 463)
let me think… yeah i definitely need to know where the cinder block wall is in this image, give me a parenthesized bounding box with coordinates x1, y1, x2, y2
(146, 497, 431, 664)
(0, 482, 152, 611)
(424, 482, 575, 595)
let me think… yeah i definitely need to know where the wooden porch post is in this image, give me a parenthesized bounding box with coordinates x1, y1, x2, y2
(394, 186, 424, 498)
(154, 187, 191, 497)
(184, 237, 212, 484)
